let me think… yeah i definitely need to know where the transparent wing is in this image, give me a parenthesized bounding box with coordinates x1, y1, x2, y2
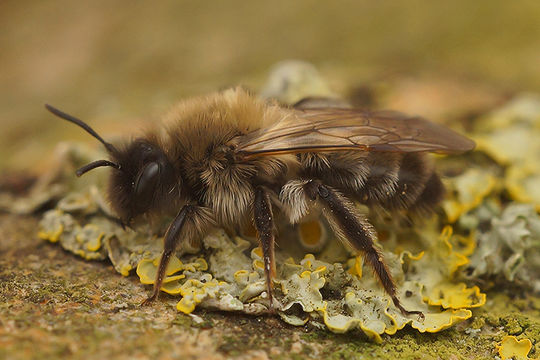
(233, 108, 475, 158)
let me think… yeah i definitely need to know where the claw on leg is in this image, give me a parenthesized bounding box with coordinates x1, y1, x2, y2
(141, 292, 159, 306)
(392, 297, 425, 320)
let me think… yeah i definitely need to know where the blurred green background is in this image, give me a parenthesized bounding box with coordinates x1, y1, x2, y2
(1, 0, 540, 171)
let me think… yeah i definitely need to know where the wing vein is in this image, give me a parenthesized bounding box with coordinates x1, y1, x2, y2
(233, 108, 475, 158)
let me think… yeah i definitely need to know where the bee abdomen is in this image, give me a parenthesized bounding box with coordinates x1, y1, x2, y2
(378, 153, 432, 211)
(299, 152, 370, 192)
(356, 152, 401, 204)
(298, 151, 444, 215)
(409, 171, 446, 215)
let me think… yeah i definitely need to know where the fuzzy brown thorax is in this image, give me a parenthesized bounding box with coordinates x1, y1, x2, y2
(160, 88, 297, 226)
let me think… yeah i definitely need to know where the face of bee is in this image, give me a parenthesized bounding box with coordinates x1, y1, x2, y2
(43, 105, 179, 225)
(108, 140, 175, 224)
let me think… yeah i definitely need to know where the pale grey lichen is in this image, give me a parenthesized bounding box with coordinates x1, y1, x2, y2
(259, 60, 337, 104)
(39, 208, 109, 261)
(0, 142, 109, 214)
(474, 93, 540, 210)
(438, 93, 540, 294)
(464, 203, 540, 293)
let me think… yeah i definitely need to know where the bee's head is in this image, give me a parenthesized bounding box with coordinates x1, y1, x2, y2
(46, 105, 176, 225)
(108, 139, 175, 223)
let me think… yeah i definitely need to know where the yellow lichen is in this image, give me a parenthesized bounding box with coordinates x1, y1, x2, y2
(46, 204, 485, 338)
(473, 95, 540, 210)
(506, 163, 540, 211)
(409, 308, 472, 333)
(251, 247, 265, 272)
(119, 263, 132, 277)
(279, 267, 326, 312)
(233, 270, 251, 285)
(38, 224, 63, 243)
(299, 253, 327, 273)
(319, 301, 384, 343)
(136, 256, 216, 298)
(318, 278, 476, 340)
(182, 258, 208, 272)
(424, 283, 485, 308)
(347, 256, 363, 278)
(399, 251, 425, 266)
(37, 209, 66, 243)
(399, 226, 486, 311)
(442, 168, 497, 223)
(497, 336, 534, 360)
(160, 279, 185, 295)
(136, 256, 184, 285)
(234, 269, 265, 301)
(57, 191, 95, 213)
(439, 226, 471, 275)
(75, 224, 104, 252)
(176, 276, 221, 314)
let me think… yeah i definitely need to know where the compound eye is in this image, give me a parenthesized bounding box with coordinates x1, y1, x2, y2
(134, 161, 160, 207)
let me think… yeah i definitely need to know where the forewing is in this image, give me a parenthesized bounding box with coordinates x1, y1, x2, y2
(234, 108, 475, 158)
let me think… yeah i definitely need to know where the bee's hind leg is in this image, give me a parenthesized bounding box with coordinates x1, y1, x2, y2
(253, 186, 277, 311)
(303, 180, 424, 320)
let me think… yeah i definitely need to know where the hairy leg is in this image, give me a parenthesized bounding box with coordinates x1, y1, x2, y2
(253, 186, 276, 308)
(303, 180, 423, 318)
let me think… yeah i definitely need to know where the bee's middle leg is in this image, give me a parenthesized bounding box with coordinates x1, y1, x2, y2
(253, 185, 277, 310)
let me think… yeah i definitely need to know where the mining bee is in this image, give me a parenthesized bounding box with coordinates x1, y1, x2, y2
(45, 88, 474, 317)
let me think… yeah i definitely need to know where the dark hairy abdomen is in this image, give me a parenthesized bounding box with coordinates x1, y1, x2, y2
(299, 151, 444, 214)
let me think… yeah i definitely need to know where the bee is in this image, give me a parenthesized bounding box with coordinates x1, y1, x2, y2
(45, 87, 474, 317)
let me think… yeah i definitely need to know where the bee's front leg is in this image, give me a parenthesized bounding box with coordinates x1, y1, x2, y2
(141, 205, 213, 305)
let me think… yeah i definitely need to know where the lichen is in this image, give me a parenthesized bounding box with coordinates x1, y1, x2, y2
(442, 168, 497, 223)
(38, 208, 110, 261)
(259, 60, 337, 104)
(475, 93, 540, 211)
(463, 203, 540, 292)
(433, 94, 540, 295)
(29, 73, 540, 344)
(129, 224, 485, 340)
(497, 336, 534, 360)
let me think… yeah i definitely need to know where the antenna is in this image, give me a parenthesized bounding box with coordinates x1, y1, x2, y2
(76, 160, 121, 177)
(45, 104, 118, 154)
(45, 104, 122, 176)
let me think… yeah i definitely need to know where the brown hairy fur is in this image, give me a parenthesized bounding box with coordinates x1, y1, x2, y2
(107, 88, 444, 231)
(49, 87, 469, 316)
(160, 89, 298, 228)
(112, 88, 446, 314)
